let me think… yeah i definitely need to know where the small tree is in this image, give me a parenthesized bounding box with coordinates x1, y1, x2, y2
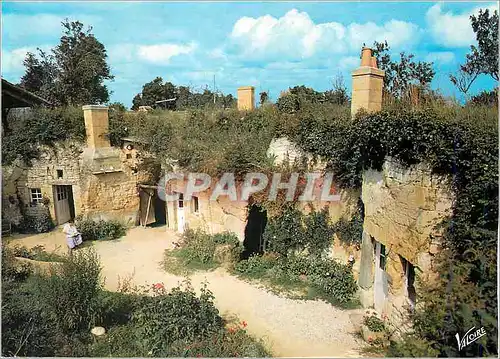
(259, 91, 269, 106)
(20, 20, 113, 106)
(372, 41, 435, 101)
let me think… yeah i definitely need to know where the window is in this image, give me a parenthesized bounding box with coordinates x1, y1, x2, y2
(379, 243, 387, 270)
(57, 169, 63, 179)
(401, 257, 416, 309)
(192, 196, 199, 213)
(178, 193, 184, 208)
(30, 188, 43, 204)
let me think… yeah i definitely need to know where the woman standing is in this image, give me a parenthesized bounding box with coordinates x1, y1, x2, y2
(62, 219, 82, 255)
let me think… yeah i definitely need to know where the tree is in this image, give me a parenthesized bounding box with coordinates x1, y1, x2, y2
(324, 73, 350, 105)
(372, 41, 435, 100)
(451, 8, 498, 98)
(450, 66, 480, 100)
(259, 91, 269, 106)
(466, 9, 498, 81)
(20, 19, 113, 106)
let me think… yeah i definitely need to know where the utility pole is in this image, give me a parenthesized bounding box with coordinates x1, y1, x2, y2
(213, 74, 216, 105)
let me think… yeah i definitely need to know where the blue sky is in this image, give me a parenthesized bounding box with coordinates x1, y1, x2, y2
(2, 1, 498, 108)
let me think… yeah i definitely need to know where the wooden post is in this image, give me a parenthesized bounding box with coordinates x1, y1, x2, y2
(144, 192, 152, 228)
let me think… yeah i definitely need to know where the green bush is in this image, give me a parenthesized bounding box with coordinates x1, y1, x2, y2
(334, 201, 364, 248)
(234, 254, 278, 278)
(363, 315, 386, 332)
(212, 231, 240, 246)
(133, 281, 223, 356)
(182, 228, 217, 264)
(35, 248, 103, 333)
(282, 256, 358, 304)
(76, 217, 127, 241)
(387, 335, 439, 357)
(20, 211, 54, 234)
(277, 93, 300, 114)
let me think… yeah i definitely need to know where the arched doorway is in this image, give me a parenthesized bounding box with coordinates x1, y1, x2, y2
(241, 204, 267, 259)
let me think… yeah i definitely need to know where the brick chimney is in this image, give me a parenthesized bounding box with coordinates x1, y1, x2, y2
(82, 105, 110, 148)
(237, 86, 255, 111)
(351, 47, 385, 118)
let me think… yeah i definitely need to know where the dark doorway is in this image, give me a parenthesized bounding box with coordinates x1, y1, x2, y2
(153, 194, 167, 225)
(242, 204, 267, 259)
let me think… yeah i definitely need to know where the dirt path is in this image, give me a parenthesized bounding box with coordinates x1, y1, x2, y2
(8, 227, 366, 357)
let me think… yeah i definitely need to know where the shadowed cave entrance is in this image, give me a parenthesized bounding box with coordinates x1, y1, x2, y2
(241, 204, 268, 259)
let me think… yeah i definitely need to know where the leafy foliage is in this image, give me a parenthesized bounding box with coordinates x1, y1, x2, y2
(11, 244, 65, 262)
(363, 315, 386, 332)
(290, 106, 497, 355)
(76, 217, 127, 241)
(333, 200, 364, 248)
(131, 77, 236, 110)
(20, 20, 113, 106)
(36, 249, 103, 333)
(20, 211, 55, 234)
(372, 41, 435, 101)
(2, 106, 85, 165)
(133, 281, 223, 355)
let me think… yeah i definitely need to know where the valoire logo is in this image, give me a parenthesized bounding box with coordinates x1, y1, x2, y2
(455, 326, 486, 351)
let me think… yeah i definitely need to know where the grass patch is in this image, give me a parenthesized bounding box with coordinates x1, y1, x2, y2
(163, 248, 219, 275)
(233, 253, 361, 309)
(162, 229, 240, 275)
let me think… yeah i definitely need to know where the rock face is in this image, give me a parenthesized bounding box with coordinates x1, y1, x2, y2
(359, 157, 453, 326)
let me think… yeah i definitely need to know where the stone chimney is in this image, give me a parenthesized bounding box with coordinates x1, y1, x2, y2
(237, 86, 255, 111)
(82, 105, 122, 174)
(351, 47, 385, 118)
(83, 105, 110, 148)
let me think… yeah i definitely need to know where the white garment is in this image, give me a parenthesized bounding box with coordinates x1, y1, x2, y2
(63, 223, 79, 237)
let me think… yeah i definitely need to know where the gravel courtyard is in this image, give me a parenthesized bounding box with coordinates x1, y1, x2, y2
(9, 226, 366, 357)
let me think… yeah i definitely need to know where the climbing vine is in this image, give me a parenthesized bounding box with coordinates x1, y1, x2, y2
(291, 104, 498, 356)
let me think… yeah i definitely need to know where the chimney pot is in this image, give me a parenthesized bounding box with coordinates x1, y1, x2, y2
(370, 56, 378, 69)
(361, 47, 372, 66)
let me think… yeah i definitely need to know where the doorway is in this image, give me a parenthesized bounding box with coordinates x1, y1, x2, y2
(53, 185, 75, 225)
(242, 204, 267, 259)
(374, 240, 389, 312)
(176, 193, 185, 233)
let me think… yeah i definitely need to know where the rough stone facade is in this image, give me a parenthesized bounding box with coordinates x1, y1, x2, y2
(2, 107, 160, 229)
(358, 157, 453, 326)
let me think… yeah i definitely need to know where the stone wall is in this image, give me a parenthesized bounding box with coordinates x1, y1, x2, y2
(3, 139, 160, 227)
(359, 157, 453, 325)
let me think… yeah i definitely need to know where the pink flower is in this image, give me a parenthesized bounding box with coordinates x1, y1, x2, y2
(241, 320, 247, 328)
(367, 336, 373, 342)
(153, 283, 164, 290)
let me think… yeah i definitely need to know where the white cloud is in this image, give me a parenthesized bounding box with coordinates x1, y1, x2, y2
(228, 9, 419, 60)
(426, 3, 498, 47)
(1, 46, 52, 75)
(2, 13, 102, 42)
(425, 51, 455, 65)
(338, 56, 360, 70)
(137, 42, 197, 64)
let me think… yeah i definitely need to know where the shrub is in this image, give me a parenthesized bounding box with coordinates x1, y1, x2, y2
(387, 335, 439, 357)
(363, 315, 385, 332)
(1, 277, 60, 356)
(182, 228, 217, 264)
(277, 93, 300, 114)
(35, 248, 103, 333)
(263, 205, 305, 257)
(334, 201, 364, 248)
(281, 256, 358, 304)
(76, 217, 127, 241)
(234, 253, 278, 278)
(212, 231, 240, 246)
(133, 281, 223, 356)
(20, 211, 54, 234)
(303, 207, 335, 257)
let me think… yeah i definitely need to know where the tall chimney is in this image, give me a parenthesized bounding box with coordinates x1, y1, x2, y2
(82, 105, 110, 148)
(237, 86, 255, 111)
(351, 47, 385, 118)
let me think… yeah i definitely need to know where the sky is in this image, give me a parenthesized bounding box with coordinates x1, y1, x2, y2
(2, 1, 498, 108)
